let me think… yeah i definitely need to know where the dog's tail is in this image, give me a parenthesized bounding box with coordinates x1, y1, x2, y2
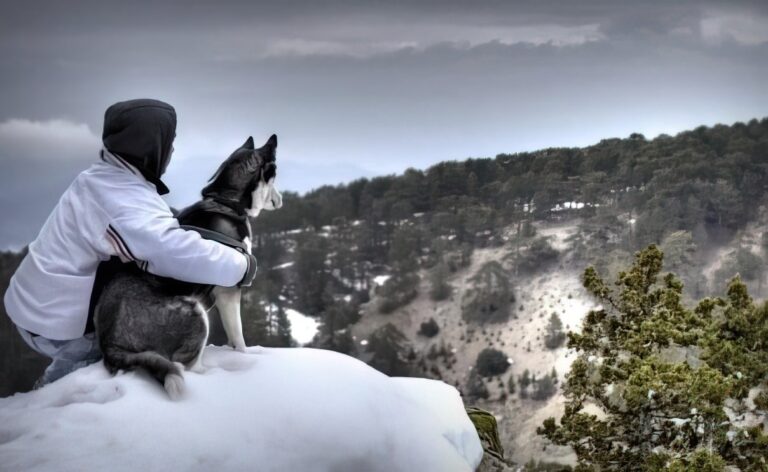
(104, 349, 185, 400)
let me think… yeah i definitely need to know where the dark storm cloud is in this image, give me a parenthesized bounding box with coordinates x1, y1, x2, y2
(0, 0, 766, 249)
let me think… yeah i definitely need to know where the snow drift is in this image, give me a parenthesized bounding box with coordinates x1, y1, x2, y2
(0, 346, 483, 472)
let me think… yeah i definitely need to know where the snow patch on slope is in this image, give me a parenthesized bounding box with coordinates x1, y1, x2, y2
(285, 308, 320, 345)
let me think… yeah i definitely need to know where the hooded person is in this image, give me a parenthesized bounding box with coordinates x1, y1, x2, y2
(3, 98, 257, 387)
(101, 98, 177, 195)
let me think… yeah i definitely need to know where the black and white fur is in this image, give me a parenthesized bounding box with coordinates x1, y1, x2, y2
(94, 135, 282, 400)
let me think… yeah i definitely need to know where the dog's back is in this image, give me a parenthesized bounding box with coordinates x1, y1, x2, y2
(95, 271, 208, 400)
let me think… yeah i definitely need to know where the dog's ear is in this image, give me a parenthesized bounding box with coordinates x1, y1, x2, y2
(260, 134, 277, 161)
(242, 136, 255, 150)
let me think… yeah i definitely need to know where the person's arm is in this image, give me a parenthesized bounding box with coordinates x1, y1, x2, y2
(106, 200, 254, 287)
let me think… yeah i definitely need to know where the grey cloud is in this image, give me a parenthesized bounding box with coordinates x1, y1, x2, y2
(0, 119, 100, 249)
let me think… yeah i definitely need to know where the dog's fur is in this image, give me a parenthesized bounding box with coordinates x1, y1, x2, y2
(94, 135, 282, 400)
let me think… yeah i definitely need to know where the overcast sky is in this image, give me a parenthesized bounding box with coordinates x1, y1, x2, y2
(1, 0, 767, 249)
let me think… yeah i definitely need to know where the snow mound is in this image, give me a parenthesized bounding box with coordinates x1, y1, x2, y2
(0, 346, 483, 472)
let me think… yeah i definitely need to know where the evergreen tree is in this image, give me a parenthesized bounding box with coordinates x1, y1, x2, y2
(267, 304, 292, 347)
(531, 374, 557, 401)
(543, 312, 566, 349)
(295, 231, 330, 314)
(519, 369, 532, 399)
(429, 258, 452, 301)
(512, 237, 560, 275)
(507, 374, 516, 394)
(462, 261, 515, 324)
(538, 245, 768, 471)
(660, 230, 705, 299)
(366, 323, 416, 377)
(466, 368, 489, 400)
(713, 245, 764, 296)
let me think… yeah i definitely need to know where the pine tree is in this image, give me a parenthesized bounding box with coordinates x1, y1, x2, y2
(462, 261, 515, 324)
(538, 245, 768, 470)
(519, 369, 532, 399)
(544, 312, 566, 349)
(429, 258, 452, 301)
(366, 323, 416, 377)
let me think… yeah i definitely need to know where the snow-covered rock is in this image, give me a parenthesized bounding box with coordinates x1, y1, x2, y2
(0, 346, 483, 472)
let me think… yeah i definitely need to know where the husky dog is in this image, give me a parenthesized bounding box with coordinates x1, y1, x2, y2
(94, 135, 282, 399)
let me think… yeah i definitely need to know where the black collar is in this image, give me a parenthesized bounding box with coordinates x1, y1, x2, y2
(208, 197, 249, 219)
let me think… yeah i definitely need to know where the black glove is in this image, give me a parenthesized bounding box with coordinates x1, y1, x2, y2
(237, 248, 258, 287)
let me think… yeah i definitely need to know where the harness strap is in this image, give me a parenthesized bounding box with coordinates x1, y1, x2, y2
(179, 225, 248, 251)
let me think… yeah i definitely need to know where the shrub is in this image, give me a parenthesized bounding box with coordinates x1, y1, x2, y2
(475, 348, 510, 377)
(418, 318, 440, 337)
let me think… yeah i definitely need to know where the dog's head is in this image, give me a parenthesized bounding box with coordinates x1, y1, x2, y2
(202, 135, 282, 217)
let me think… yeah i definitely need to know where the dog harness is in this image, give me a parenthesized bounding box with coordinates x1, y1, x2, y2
(176, 199, 253, 252)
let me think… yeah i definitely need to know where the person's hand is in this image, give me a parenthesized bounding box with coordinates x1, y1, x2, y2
(237, 248, 257, 287)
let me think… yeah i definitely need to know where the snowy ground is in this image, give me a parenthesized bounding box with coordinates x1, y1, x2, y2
(0, 346, 483, 472)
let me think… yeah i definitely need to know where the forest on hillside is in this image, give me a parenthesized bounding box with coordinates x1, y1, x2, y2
(2, 118, 768, 463)
(243, 117, 768, 331)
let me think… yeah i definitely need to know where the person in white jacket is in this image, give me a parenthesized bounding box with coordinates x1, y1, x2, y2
(4, 98, 257, 387)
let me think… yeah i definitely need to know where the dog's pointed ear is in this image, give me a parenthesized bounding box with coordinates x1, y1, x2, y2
(260, 134, 278, 161)
(243, 136, 255, 150)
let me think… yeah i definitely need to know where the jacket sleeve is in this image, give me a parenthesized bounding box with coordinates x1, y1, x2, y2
(105, 196, 249, 287)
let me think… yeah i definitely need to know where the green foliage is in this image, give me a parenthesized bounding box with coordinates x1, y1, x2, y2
(366, 323, 417, 377)
(521, 219, 536, 238)
(544, 312, 566, 349)
(475, 348, 510, 377)
(523, 459, 573, 471)
(466, 406, 505, 462)
(255, 120, 768, 264)
(462, 261, 515, 324)
(507, 374, 516, 394)
(241, 296, 293, 348)
(418, 318, 440, 338)
(513, 237, 560, 275)
(311, 284, 361, 354)
(713, 245, 764, 295)
(539, 245, 768, 471)
(388, 224, 423, 275)
(519, 369, 532, 399)
(700, 277, 768, 399)
(429, 259, 452, 301)
(660, 230, 706, 299)
(294, 231, 330, 314)
(466, 368, 490, 400)
(378, 272, 420, 314)
(531, 372, 558, 401)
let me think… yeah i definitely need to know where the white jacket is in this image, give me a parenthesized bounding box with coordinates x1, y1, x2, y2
(4, 149, 248, 340)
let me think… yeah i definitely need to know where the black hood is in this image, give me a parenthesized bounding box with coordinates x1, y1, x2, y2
(102, 99, 176, 195)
